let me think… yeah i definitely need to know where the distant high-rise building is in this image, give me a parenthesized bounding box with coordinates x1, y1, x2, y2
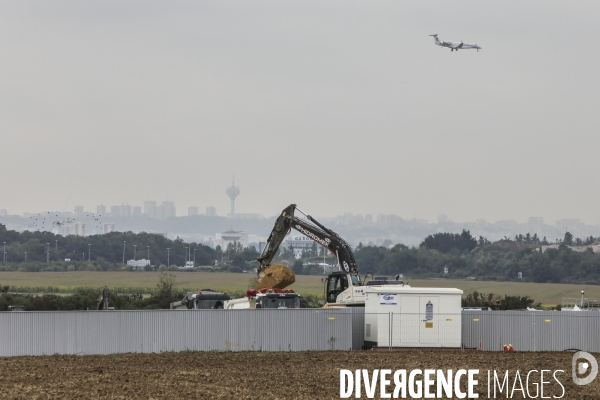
(60, 220, 75, 236)
(74, 205, 84, 217)
(144, 201, 157, 219)
(226, 178, 240, 215)
(155, 205, 164, 220)
(74, 223, 85, 236)
(162, 201, 176, 219)
(60, 221, 85, 236)
(101, 222, 115, 234)
(0, 209, 7, 217)
(188, 206, 199, 217)
(206, 206, 217, 217)
(122, 205, 132, 217)
(132, 206, 142, 216)
(96, 205, 106, 217)
(110, 205, 121, 217)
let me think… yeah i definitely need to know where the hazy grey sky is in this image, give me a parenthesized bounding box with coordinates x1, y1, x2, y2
(2, 1, 599, 223)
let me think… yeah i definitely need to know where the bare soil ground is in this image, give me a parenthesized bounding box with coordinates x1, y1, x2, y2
(1, 350, 598, 399)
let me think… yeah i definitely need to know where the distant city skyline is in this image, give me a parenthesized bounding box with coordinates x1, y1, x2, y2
(1, 201, 598, 228)
(1, 203, 598, 248)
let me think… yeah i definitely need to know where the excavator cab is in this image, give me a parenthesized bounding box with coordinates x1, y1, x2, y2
(325, 272, 348, 303)
(325, 271, 360, 303)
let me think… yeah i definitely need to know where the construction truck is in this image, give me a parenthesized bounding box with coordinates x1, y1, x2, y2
(224, 288, 303, 309)
(257, 204, 409, 307)
(170, 289, 231, 310)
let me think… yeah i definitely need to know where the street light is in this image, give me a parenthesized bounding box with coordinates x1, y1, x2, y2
(88, 244, 91, 262)
(167, 248, 171, 267)
(134, 244, 137, 261)
(46, 243, 50, 262)
(123, 241, 126, 264)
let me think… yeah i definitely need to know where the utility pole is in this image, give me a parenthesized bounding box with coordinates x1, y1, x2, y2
(167, 248, 170, 267)
(3, 242, 5, 263)
(193, 248, 196, 265)
(24, 252, 27, 262)
(147, 246, 150, 261)
(88, 244, 91, 262)
(123, 241, 126, 264)
(55, 240, 58, 250)
(134, 244, 137, 261)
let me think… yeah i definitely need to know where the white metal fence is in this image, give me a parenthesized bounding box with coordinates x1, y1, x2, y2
(0, 309, 360, 357)
(2, 309, 599, 357)
(462, 310, 600, 352)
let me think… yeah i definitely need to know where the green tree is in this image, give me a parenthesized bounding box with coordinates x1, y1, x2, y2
(563, 232, 574, 246)
(231, 254, 248, 271)
(156, 272, 176, 298)
(292, 259, 304, 275)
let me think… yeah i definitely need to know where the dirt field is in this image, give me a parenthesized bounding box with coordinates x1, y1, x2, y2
(1, 350, 598, 399)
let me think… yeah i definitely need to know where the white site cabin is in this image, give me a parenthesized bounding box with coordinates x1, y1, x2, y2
(364, 286, 463, 348)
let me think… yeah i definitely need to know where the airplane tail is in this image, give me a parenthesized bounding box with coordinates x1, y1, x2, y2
(429, 34, 440, 44)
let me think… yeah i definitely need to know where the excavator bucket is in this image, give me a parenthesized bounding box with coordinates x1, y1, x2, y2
(257, 264, 296, 290)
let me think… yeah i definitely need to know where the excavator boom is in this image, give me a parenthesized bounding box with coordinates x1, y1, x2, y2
(257, 204, 357, 276)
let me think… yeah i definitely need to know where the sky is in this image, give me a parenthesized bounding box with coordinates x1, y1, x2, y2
(1, 1, 600, 224)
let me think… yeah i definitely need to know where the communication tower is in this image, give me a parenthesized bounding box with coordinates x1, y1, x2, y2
(226, 177, 240, 215)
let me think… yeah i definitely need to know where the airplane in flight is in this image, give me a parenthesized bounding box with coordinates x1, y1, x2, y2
(429, 34, 481, 52)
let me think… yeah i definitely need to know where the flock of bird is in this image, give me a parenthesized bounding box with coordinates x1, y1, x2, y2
(30, 210, 105, 234)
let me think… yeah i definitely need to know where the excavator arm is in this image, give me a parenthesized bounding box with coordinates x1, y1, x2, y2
(257, 204, 357, 276)
(96, 286, 109, 310)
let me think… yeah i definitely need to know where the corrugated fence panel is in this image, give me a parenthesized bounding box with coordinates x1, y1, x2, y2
(5, 308, 598, 356)
(350, 308, 365, 350)
(461, 311, 600, 352)
(0, 309, 359, 357)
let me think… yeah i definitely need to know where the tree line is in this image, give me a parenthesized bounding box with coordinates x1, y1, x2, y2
(350, 230, 600, 284)
(2, 223, 600, 285)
